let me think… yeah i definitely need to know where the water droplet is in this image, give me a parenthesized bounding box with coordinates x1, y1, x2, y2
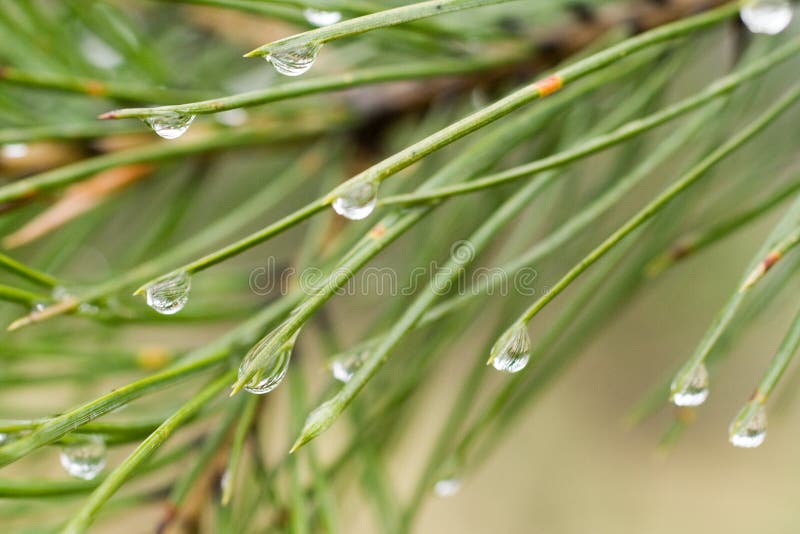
(330, 344, 372, 383)
(143, 112, 196, 139)
(52, 286, 71, 300)
(740, 0, 793, 34)
(470, 87, 489, 110)
(729, 403, 767, 448)
(215, 108, 248, 126)
(434, 477, 461, 497)
(332, 181, 378, 220)
(59, 435, 106, 480)
(145, 271, 191, 315)
(489, 323, 531, 373)
(266, 42, 322, 76)
(670, 363, 709, 407)
(0, 432, 10, 446)
(220, 469, 231, 493)
(238, 331, 294, 395)
(78, 302, 100, 315)
(2, 143, 29, 159)
(80, 33, 123, 69)
(303, 8, 342, 27)
(31, 302, 46, 313)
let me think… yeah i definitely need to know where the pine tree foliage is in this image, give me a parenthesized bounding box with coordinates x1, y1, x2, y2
(0, 0, 798, 532)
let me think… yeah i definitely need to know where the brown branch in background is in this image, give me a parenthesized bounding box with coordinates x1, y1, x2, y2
(158, 452, 228, 534)
(3, 163, 155, 249)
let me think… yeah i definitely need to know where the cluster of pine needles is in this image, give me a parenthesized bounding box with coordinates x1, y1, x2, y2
(0, 0, 798, 532)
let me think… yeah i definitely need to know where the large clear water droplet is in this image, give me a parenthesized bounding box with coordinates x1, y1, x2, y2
(303, 8, 342, 26)
(145, 271, 191, 315)
(740, 0, 793, 34)
(332, 181, 379, 220)
(729, 403, 767, 448)
(59, 435, 106, 480)
(0, 432, 10, 445)
(330, 343, 372, 383)
(670, 363, 709, 407)
(143, 112, 196, 139)
(434, 477, 462, 497)
(238, 332, 293, 395)
(267, 42, 322, 76)
(489, 323, 531, 373)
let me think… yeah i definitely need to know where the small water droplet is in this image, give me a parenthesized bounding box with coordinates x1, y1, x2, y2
(470, 87, 489, 110)
(238, 331, 293, 395)
(266, 42, 322, 76)
(729, 403, 767, 448)
(215, 108, 248, 126)
(434, 477, 462, 497)
(332, 181, 378, 220)
(220, 469, 231, 493)
(331, 356, 358, 383)
(52, 286, 76, 302)
(303, 8, 342, 26)
(143, 112, 196, 139)
(330, 344, 372, 383)
(145, 271, 191, 315)
(32, 302, 46, 313)
(0, 432, 10, 446)
(740, 0, 793, 34)
(80, 33, 123, 69)
(78, 302, 100, 315)
(670, 363, 709, 407)
(59, 435, 106, 480)
(2, 143, 29, 159)
(489, 323, 531, 373)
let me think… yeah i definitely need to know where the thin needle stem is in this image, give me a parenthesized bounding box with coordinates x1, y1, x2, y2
(516, 84, 800, 328)
(244, 0, 520, 57)
(62, 370, 234, 534)
(0, 252, 58, 288)
(380, 37, 800, 205)
(101, 54, 526, 120)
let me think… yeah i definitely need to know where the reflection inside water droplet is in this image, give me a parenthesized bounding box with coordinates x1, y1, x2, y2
(490, 323, 531, 373)
(332, 181, 378, 220)
(729, 403, 767, 448)
(59, 435, 106, 480)
(303, 8, 342, 27)
(740, 0, 793, 34)
(145, 271, 191, 315)
(331, 345, 371, 383)
(238, 332, 293, 395)
(143, 112, 196, 139)
(671, 363, 709, 407)
(266, 42, 322, 76)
